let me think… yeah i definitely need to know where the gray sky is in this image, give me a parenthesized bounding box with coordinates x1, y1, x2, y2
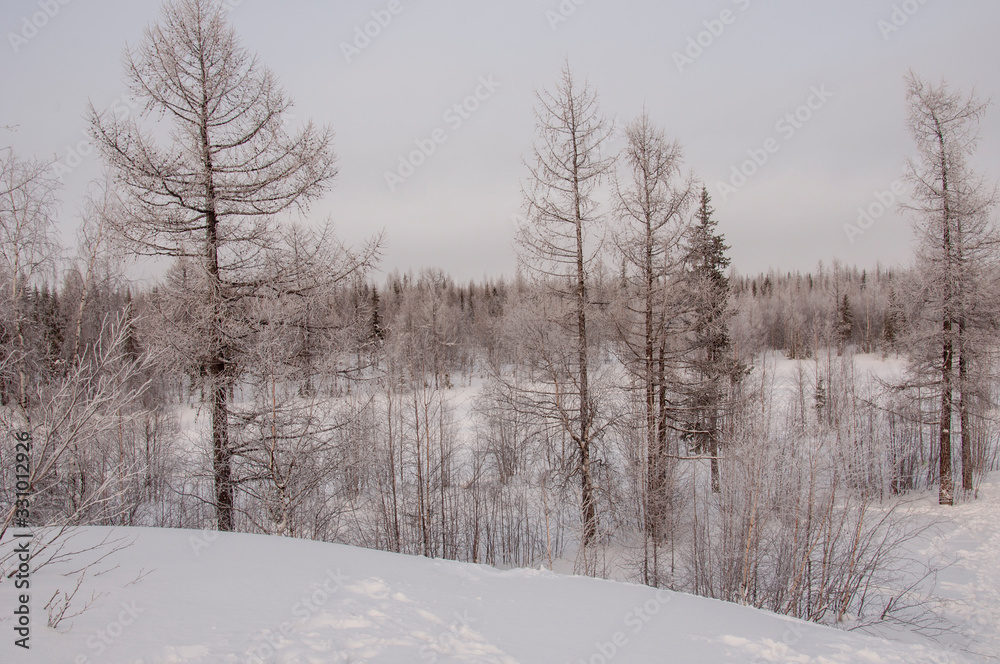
(3, 0, 999, 282)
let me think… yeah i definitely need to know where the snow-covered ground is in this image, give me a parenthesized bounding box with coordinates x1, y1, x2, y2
(3, 499, 994, 663)
(909, 477, 1000, 661)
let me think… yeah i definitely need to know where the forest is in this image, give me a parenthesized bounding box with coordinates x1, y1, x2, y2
(2, 0, 999, 635)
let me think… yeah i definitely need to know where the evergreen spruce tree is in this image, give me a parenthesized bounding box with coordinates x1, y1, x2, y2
(683, 187, 739, 493)
(370, 287, 385, 345)
(883, 286, 902, 352)
(837, 294, 854, 354)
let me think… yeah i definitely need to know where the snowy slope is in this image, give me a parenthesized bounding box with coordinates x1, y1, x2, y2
(906, 476, 1000, 661)
(1, 526, 969, 664)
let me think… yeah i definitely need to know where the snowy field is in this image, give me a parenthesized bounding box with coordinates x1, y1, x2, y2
(5, 477, 1000, 663)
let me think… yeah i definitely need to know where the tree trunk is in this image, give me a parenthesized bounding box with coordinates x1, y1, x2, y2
(200, 77, 234, 529)
(709, 407, 720, 494)
(576, 211, 597, 548)
(935, 114, 955, 506)
(939, 320, 954, 506)
(959, 320, 973, 491)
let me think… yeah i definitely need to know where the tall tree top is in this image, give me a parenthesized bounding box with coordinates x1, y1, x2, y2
(688, 187, 730, 288)
(516, 62, 614, 282)
(91, 0, 338, 256)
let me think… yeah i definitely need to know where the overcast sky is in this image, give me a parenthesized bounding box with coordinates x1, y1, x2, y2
(3, 0, 999, 282)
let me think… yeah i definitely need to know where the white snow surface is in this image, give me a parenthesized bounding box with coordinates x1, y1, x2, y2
(1, 519, 982, 664)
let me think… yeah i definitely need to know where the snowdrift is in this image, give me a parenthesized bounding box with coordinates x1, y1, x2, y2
(0, 526, 968, 663)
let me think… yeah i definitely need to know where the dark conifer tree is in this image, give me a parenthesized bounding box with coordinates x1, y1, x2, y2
(370, 288, 385, 345)
(837, 294, 854, 354)
(683, 187, 739, 493)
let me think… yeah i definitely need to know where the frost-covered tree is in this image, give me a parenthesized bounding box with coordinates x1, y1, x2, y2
(0, 148, 60, 414)
(681, 187, 740, 493)
(903, 72, 998, 504)
(514, 63, 613, 558)
(612, 111, 692, 583)
(91, 0, 339, 530)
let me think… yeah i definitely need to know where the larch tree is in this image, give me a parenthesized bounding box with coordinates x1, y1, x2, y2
(91, 0, 338, 530)
(903, 72, 998, 505)
(514, 63, 613, 558)
(612, 111, 692, 585)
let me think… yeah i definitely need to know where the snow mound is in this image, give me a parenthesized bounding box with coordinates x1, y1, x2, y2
(0, 526, 971, 663)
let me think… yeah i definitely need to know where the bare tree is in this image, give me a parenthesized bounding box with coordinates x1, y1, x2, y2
(514, 63, 613, 561)
(228, 223, 378, 538)
(902, 72, 998, 505)
(91, 0, 339, 530)
(612, 111, 692, 585)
